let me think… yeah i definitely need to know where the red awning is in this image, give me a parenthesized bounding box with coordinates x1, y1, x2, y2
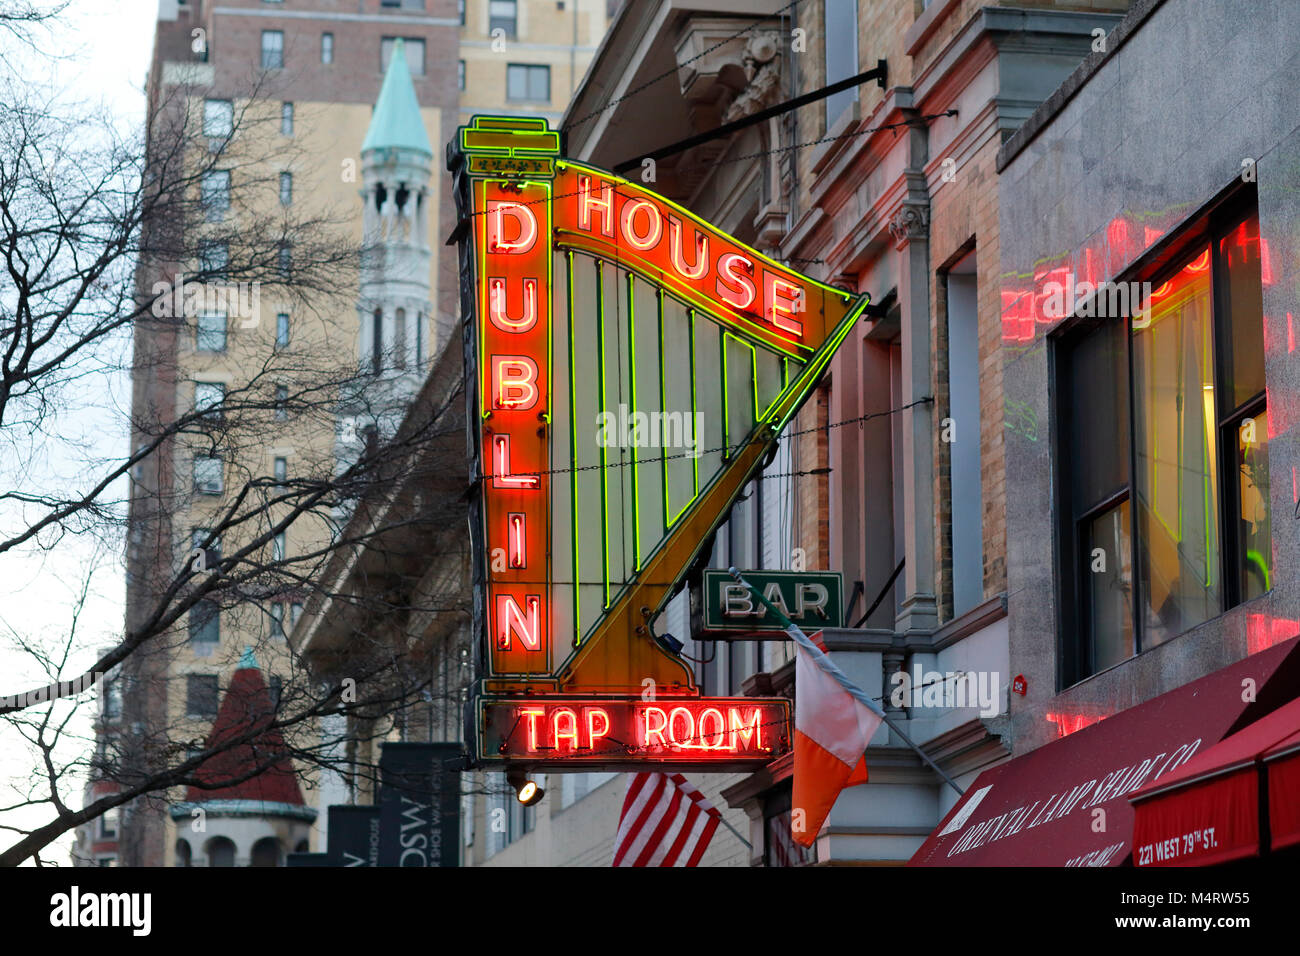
(1126, 693, 1300, 864)
(1265, 727, 1300, 851)
(908, 634, 1300, 867)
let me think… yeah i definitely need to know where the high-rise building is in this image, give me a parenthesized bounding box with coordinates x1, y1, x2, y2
(78, 0, 605, 868)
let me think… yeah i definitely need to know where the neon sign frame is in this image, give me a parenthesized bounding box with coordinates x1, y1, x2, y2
(448, 116, 868, 771)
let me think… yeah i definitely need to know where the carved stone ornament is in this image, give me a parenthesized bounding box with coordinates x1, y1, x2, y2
(888, 203, 930, 249)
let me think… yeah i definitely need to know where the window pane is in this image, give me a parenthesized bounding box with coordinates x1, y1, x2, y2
(507, 65, 526, 100)
(194, 456, 223, 494)
(1067, 319, 1129, 512)
(189, 601, 219, 645)
(321, 33, 333, 64)
(824, 0, 858, 126)
(1133, 251, 1220, 646)
(1084, 499, 1134, 672)
(195, 382, 224, 418)
(203, 99, 232, 138)
(196, 312, 227, 352)
(1218, 213, 1266, 410)
(1236, 407, 1271, 601)
(281, 102, 293, 135)
(262, 31, 284, 69)
(277, 312, 289, 346)
(529, 66, 548, 102)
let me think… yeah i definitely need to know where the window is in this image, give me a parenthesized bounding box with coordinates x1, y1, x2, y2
(189, 600, 220, 646)
(458, 60, 465, 91)
(276, 312, 290, 348)
(271, 601, 285, 640)
(394, 308, 407, 369)
(194, 381, 225, 420)
(290, 601, 303, 627)
(415, 311, 423, 366)
(268, 674, 283, 707)
(824, 0, 858, 128)
(273, 531, 286, 563)
(372, 308, 383, 374)
(203, 99, 232, 139)
(274, 456, 287, 484)
(321, 32, 334, 64)
(279, 171, 292, 206)
(187, 674, 219, 719)
(277, 245, 292, 280)
(200, 170, 230, 221)
(489, 0, 517, 36)
(458, 0, 465, 25)
(99, 807, 120, 840)
(198, 239, 228, 279)
(280, 101, 293, 135)
(196, 312, 227, 352)
(193, 455, 223, 495)
(102, 679, 122, 721)
(275, 385, 289, 420)
(945, 253, 983, 618)
(382, 0, 426, 7)
(1057, 200, 1269, 684)
(261, 31, 284, 70)
(381, 37, 426, 75)
(506, 63, 549, 102)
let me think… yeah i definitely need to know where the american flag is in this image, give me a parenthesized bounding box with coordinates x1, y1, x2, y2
(612, 773, 722, 867)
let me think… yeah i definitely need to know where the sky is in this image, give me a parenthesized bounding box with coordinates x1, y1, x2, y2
(0, 0, 158, 864)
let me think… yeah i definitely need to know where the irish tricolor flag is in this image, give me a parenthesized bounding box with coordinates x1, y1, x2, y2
(792, 630, 883, 848)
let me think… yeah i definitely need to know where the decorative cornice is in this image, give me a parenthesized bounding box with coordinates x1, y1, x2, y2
(169, 799, 318, 822)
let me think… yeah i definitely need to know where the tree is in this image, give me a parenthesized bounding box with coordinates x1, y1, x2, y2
(0, 9, 472, 866)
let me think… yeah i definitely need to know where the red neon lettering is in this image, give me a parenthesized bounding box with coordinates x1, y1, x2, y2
(765, 273, 804, 336)
(668, 706, 695, 750)
(552, 708, 580, 751)
(577, 175, 613, 236)
(587, 708, 610, 748)
(643, 706, 668, 748)
(496, 593, 541, 650)
(521, 707, 545, 750)
(491, 434, 540, 489)
(507, 513, 526, 568)
(491, 355, 539, 410)
(486, 200, 537, 254)
(699, 707, 728, 750)
(488, 276, 538, 333)
(716, 253, 756, 310)
(668, 216, 709, 280)
(620, 198, 662, 251)
(728, 707, 765, 752)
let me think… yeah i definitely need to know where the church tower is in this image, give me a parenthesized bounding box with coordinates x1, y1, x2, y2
(341, 38, 434, 466)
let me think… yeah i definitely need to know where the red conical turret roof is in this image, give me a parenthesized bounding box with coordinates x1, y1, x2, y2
(186, 652, 305, 807)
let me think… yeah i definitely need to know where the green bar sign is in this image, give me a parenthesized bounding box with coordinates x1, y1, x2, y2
(700, 569, 844, 636)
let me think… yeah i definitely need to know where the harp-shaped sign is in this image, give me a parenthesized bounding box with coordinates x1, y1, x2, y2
(448, 117, 868, 770)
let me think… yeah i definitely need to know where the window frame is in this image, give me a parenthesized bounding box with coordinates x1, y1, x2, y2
(193, 455, 224, 495)
(261, 30, 285, 70)
(506, 63, 549, 103)
(186, 673, 220, 719)
(1054, 188, 1269, 687)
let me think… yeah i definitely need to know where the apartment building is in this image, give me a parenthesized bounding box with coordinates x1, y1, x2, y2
(80, 0, 604, 867)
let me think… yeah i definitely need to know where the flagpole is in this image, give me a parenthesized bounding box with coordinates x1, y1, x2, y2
(727, 567, 965, 797)
(717, 816, 752, 850)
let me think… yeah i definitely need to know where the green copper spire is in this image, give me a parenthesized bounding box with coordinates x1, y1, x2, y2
(239, 646, 259, 670)
(361, 38, 433, 157)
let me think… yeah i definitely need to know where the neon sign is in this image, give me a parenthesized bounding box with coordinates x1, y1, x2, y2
(479, 697, 791, 770)
(449, 116, 867, 770)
